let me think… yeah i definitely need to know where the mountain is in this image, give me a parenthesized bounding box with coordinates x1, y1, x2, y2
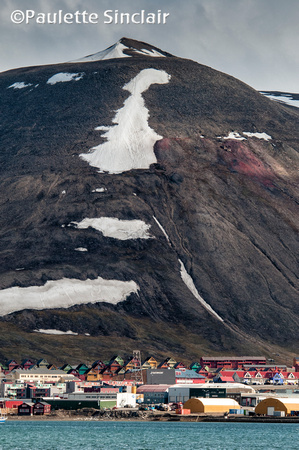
(0, 38, 298, 364)
(260, 91, 299, 109)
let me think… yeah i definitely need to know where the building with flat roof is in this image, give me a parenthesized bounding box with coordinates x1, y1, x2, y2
(10, 368, 77, 383)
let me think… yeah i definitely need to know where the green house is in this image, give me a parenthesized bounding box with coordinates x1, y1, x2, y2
(60, 364, 73, 373)
(76, 363, 89, 375)
(189, 362, 201, 371)
(109, 355, 125, 367)
(37, 359, 49, 368)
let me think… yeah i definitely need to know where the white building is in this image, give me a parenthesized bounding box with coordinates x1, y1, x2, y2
(168, 383, 255, 403)
(10, 368, 77, 383)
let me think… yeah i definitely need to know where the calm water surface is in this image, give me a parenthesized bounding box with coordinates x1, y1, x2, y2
(1, 421, 298, 449)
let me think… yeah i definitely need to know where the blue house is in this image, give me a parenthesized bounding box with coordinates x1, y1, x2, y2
(272, 373, 284, 385)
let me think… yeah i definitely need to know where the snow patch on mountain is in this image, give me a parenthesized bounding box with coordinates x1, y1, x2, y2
(243, 132, 272, 141)
(7, 82, 33, 89)
(222, 132, 246, 141)
(47, 72, 84, 85)
(34, 329, 78, 335)
(75, 247, 88, 252)
(134, 48, 166, 57)
(260, 92, 299, 108)
(153, 216, 170, 244)
(80, 68, 171, 174)
(91, 188, 106, 193)
(179, 259, 224, 322)
(71, 217, 152, 240)
(0, 277, 139, 316)
(219, 131, 272, 141)
(71, 41, 167, 62)
(72, 41, 130, 62)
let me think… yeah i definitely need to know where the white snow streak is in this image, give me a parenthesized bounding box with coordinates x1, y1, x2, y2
(242, 132, 272, 141)
(71, 217, 152, 240)
(7, 82, 33, 89)
(34, 329, 78, 335)
(91, 188, 106, 193)
(71, 41, 166, 62)
(0, 277, 139, 316)
(153, 216, 170, 244)
(179, 259, 224, 322)
(72, 42, 130, 62)
(80, 68, 170, 174)
(222, 132, 246, 141)
(134, 48, 166, 57)
(46, 72, 84, 85)
(74, 247, 88, 252)
(260, 92, 299, 108)
(219, 131, 272, 141)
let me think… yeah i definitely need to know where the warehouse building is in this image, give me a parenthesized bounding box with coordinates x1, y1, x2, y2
(255, 397, 299, 416)
(168, 383, 254, 403)
(183, 397, 240, 413)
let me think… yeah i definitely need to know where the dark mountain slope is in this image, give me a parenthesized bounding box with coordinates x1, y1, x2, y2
(0, 38, 298, 362)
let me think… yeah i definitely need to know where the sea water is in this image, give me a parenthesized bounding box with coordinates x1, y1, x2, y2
(0, 421, 298, 449)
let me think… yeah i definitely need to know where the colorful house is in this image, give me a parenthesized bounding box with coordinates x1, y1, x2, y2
(158, 357, 177, 369)
(60, 364, 73, 373)
(36, 359, 49, 368)
(7, 360, 20, 372)
(200, 356, 267, 370)
(18, 402, 35, 416)
(85, 368, 102, 382)
(141, 357, 158, 369)
(21, 359, 35, 370)
(189, 362, 201, 372)
(109, 356, 125, 367)
(76, 364, 89, 375)
(33, 401, 51, 415)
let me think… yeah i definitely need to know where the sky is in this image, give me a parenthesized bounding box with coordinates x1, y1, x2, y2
(0, 0, 298, 92)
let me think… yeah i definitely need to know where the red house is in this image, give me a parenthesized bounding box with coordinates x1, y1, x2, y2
(21, 359, 35, 370)
(200, 356, 267, 370)
(18, 402, 35, 416)
(7, 360, 20, 372)
(33, 402, 51, 415)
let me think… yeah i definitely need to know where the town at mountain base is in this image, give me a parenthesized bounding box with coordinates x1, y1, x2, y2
(0, 38, 298, 361)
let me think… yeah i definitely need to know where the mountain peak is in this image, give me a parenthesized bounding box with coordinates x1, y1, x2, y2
(71, 37, 173, 63)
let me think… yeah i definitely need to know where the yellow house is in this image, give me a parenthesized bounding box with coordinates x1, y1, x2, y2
(255, 397, 299, 416)
(184, 397, 240, 413)
(85, 368, 102, 381)
(142, 357, 158, 369)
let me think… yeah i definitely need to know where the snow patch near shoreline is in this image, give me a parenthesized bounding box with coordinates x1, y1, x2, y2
(80, 68, 170, 174)
(47, 72, 84, 85)
(179, 259, 224, 322)
(0, 277, 139, 316)
(71, 217, 152, 240)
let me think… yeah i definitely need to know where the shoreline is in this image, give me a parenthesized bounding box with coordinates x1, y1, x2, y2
(6, 410, 299, 423)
